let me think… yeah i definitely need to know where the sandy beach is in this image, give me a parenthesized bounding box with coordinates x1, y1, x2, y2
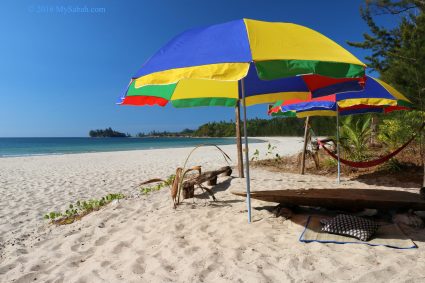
(1, 137, 424, 283)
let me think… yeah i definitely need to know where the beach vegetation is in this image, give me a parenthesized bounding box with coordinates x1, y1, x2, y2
(339, 115, 373, 161)
(44, 193, 125, 225)
(251, 149, 260, 161)
(251, 143, 280, 162)
(140, 174, 175, 195)
(378, 110, 425, 149)
(322, 157, 338, 169)
(266, 142, 279, 159)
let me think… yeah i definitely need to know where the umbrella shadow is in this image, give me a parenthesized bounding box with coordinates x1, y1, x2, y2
(191, 176, 235, 200)
(185, 197, 243, 209)
(213, 176, 235, 192)
(190, 177, 247, 208)
(207, 201, 241, 208)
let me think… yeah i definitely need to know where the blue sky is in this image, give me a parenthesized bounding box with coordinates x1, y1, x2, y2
(0, 0, 395, 137)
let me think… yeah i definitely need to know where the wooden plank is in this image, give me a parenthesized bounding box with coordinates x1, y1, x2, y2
(232, 189, 425, 210)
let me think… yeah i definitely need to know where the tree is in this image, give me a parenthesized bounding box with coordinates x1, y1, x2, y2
(348, 0, 425, 186)
(348, 0, 425, 105)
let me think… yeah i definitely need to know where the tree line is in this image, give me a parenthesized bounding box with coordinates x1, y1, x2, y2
(132, 117, 337, 138)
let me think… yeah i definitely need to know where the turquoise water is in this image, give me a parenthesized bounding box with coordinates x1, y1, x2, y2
(0, 137, 263, 157)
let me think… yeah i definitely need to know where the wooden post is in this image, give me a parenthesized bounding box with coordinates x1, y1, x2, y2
(235, 100, 244, 178)
(419, 130, 425, 190)
(300, 116, 310, 175)
(336, 106, 341, 184)
(422, 160, 425, 189)
(370, 115, 378, 145)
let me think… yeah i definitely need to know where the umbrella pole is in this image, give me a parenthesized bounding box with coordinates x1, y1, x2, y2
(235, 100, 244, 178)
(336, 105, 341, 184)
(300, 116, 310, 175)
(241, 79, 251, 223)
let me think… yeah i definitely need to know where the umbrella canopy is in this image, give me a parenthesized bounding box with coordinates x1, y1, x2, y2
(119, 19, 366, 108)
(269, 76, 413, 117)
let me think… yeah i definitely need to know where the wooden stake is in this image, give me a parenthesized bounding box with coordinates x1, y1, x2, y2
(300, 116, 310, 175)
(235, 100, 244, 178)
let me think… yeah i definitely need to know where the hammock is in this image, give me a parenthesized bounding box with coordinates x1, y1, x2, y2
(317, 122, 424, 169)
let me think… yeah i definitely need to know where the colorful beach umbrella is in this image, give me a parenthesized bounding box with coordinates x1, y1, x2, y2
(269, 76, 412, 117)
(268, 76, 412, 182)
(118, 19, 367, 222)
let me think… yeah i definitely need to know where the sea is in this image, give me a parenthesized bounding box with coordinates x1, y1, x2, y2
(0, 137, 263, 157)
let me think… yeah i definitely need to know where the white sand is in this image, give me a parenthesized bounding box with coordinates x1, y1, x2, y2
(1, 137, 424, 283)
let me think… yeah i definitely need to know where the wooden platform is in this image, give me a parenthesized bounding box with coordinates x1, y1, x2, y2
(232, 189, 425, 210)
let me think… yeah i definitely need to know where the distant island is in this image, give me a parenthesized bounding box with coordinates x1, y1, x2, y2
(89, 128, 130, 138)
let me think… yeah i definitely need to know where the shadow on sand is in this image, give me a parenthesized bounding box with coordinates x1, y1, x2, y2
(352, 165, 423, 189)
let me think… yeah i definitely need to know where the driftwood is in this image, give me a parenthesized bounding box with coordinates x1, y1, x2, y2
(139, 165, 201, 208)
(173, 166, 202, 207)
(232, 189, 425, 211)
(181, 166, 232, 200)
(140, 144, 232, 209)
(140, 166, 232, 208)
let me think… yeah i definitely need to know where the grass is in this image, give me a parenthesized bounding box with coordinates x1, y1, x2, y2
(44, 193, 125, 225)
(140, 174, 175, 195)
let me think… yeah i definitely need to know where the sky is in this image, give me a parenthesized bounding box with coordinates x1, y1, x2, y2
(0, 0, 397, 137)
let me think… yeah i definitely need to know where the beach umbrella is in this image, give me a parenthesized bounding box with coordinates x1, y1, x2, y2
(269, 76, 412, 117)
(118, 18, 366, 222)
(268, 76, 412, 182)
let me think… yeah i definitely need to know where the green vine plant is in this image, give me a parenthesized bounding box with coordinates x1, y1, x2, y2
(44, 193, 125, 225)
(251, 149, 260, 161)
(266, 142, 280, 159)
(251, 143, 280, 161)
(140, 174, 175, 195)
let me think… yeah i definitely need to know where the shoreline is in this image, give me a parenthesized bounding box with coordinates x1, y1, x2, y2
(0, 137, 270, 158)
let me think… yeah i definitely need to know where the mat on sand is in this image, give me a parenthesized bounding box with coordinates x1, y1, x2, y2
(300, 216, 417, 249)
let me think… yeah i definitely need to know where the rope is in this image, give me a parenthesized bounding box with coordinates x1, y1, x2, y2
(317, 122, 425, 169)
